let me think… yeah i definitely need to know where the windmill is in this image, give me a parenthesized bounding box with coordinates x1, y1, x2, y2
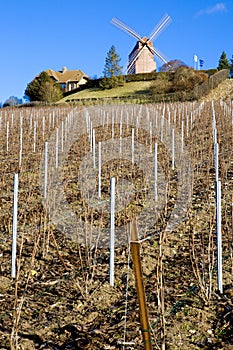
(111, 14, 172, 74)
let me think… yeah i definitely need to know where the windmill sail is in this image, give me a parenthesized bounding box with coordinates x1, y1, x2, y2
(111, 14, 172, 74)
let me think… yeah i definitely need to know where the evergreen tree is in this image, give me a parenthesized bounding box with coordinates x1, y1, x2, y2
(230, 55, 233, 78)
(217, 51, 230, 71)
(100, 45, 124, 89)
(25, 71, 63, 102)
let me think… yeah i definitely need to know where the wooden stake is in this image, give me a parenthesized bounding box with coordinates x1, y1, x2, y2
(130, 220, 152, 350)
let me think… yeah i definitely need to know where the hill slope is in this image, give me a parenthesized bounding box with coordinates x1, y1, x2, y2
(202, 78, 233, 101)
(59, 81, 152, 103)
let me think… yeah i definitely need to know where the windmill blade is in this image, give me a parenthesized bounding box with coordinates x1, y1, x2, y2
(151, 46, 168, 64)
(126, 44, 149, 74)
(111, 17, 142, 41)
(149, 13, 172, 42)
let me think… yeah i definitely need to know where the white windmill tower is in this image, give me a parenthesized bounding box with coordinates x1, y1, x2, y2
(111, 14, 172, 74)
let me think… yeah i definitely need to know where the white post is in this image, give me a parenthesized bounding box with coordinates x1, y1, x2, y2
(172, 128, 175, 170)
(93, 129, 96, 168)
(42, 115, 45, 141)
(6, 121, 9, 152)
(33, 121, 37, 153)
(132, 128, 134, 164)
(154, 142, 158, 201)
(216, 180, 223, 293)
(44, 142, 48, 199)
(181, 120, 184, 153)
(90, 121, 93, 153)
(112, 114, 114, 139)
(19, 116, 23, 167)
(110, 177, 115, 287)
(120, 116, 122, 155)
(98, 142, 101, 198)
(149, 121, 152, 153)
(61, 121, 64, 153)
(56, 128, 59, 168)
(214, 143, 219, 183)
(11, 173, 19, 278)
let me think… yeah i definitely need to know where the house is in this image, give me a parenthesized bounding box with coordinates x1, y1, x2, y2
(46, 67, 89, 93)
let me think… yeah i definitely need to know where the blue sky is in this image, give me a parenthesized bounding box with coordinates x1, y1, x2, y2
(0, 0, 232, 103)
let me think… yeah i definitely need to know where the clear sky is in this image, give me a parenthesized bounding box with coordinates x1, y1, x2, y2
(0, 0, 232, 104)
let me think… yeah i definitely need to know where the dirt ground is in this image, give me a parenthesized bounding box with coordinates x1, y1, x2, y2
(0, 101, 232, 349)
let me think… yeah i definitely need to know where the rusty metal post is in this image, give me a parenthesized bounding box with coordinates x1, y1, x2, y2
(130, 220, 152, 350)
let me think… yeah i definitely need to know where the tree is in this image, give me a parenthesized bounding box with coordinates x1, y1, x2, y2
(100, 45, 124, 89)
(25, 71, 63, 102)
(230, 55, 233, 78)
(217, 51, 230, 71)
(159, 59, 187, 72)
(3, 96, 23, 107)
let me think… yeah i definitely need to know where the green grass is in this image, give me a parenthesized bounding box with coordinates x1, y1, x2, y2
(59, 81, 152, 103)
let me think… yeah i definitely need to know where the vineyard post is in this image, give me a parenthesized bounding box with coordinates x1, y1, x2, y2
(172, 128, 175, 170)
(181, 120, 184, 152)
(110, 177, 115, 287)
(55, 128, 59, 168)
(33, 121, 37, 153)
(90, 121, 93, 153)
(120, 116, 122, 155)
(98, 141, 101, 198)
(61, 121, 64, 153)
(130, 220, 152, 350)
(93, 129, 96, 168)
(132, 128, 134, 164)
(149, 121, 152, 153)
(19, 115, 23, 167)
(186, 113, 189, 138)
(44, 142, 48, 199)
(6, 121, 9, 152)
(154, 142, 158, 201)
(216, 180, 223, 293)
(112, 114, 114, 139)
(214, 143, 219, 182)
(11, 173, 19, 278)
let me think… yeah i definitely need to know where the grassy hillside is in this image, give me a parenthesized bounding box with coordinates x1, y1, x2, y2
(58, 68, 229, 105)
(59, 81, 152, 103)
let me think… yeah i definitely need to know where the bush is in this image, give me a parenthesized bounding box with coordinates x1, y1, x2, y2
(150, 78, 172, 95)
(126, 72, 158, 82)
(171, 66, 208, 92)
(99, 75, 125, 89)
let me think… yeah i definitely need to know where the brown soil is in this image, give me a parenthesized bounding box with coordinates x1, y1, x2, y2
(0, 102, 232, 349)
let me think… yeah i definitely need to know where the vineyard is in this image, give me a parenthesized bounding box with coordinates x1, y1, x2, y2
(0, 101, 233, 349)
